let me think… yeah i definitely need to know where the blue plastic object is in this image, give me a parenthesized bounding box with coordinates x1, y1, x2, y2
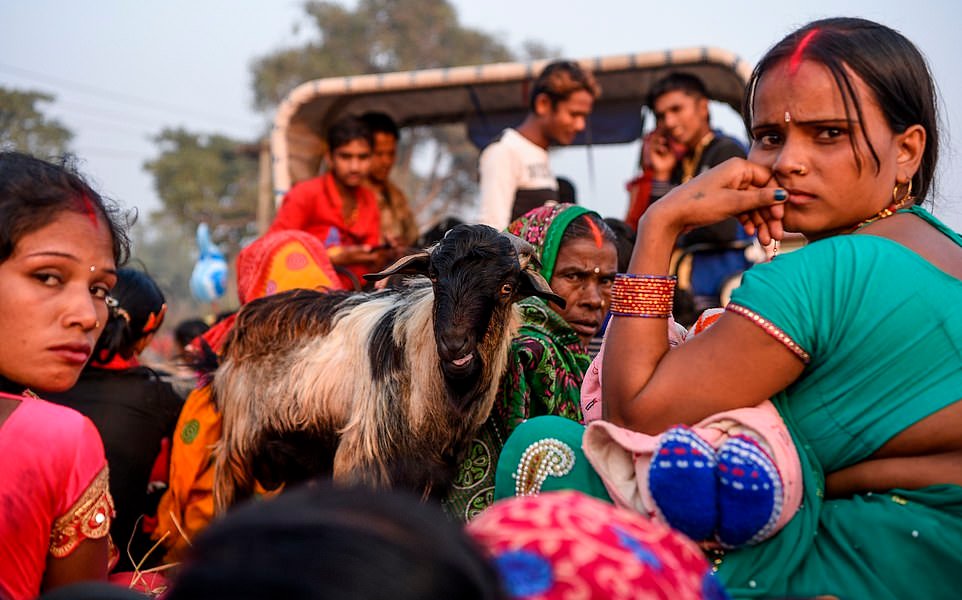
(189, 223, 228, 303)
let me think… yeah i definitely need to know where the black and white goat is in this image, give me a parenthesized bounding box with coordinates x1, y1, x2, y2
(212, 224, 563, 510)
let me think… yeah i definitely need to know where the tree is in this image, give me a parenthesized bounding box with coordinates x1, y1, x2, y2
(251, 0, 514, 111)
(250, 0, 553, 225)
(142, 128, 260, 256)
(0, 86, 73, 156)
(143, 0, 557, 260)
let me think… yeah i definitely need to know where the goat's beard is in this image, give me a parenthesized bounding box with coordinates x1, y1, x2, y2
(441, 356, 484, 409)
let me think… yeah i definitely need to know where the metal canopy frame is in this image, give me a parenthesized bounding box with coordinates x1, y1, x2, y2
(270, 47, 752, 202)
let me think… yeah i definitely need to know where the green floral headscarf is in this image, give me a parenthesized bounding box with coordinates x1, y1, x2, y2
(506, 203, 596, 281)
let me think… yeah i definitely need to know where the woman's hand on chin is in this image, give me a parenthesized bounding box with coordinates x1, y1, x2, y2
(640, 157, 787, 245)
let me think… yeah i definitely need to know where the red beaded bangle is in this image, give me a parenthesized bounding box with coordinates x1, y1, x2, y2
(609, 274, 676, 318)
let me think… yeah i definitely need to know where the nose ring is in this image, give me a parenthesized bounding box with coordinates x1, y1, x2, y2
(793, 165, 808, 176)
(95, 320, 101, 329)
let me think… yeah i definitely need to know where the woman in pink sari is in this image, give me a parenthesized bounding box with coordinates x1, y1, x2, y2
(0, 152, 130, 599)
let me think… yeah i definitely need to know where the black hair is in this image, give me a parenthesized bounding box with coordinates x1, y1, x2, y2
(529, 60, 601, 111)
(360, 111, 400, 140)
(37, 581, 147, 600)
(0, 375, 20, 395)
(647, 72, 709, 108)
(560, 210, 618, 250)
(0, 151, 130, 264)
(95, 267, 166, 363)
(166, 482, 506, 600)
(556, 176, 577, 204)
(743, 17, 938, 202)
(326, 116, 374, 152)
(174, 318, 210, 350)
(214, 309, 236, 324)
(602, 217, 636, 273)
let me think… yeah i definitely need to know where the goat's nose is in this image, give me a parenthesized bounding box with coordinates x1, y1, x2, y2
(438, 332, 471, 359)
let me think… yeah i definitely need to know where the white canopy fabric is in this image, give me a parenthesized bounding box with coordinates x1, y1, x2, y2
(270, 47, 752, 201)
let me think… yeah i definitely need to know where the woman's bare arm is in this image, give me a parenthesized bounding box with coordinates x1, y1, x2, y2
(603, 160, 801, 433)
(42, 537, 109, 593)
(826, 450, 962, 498)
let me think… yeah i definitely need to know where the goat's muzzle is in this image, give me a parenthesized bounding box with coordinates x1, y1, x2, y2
(442, 350, 476, 374)
(439, 332, 480, 376)
(439, 340, 483, 396)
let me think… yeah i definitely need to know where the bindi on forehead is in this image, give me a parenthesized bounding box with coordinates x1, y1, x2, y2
(755, 60, 852, 127)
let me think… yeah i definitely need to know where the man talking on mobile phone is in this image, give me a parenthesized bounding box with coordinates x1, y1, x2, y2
(626, 72, 749, 314)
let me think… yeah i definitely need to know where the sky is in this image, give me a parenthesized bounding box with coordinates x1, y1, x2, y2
(2, 0, 961, 231)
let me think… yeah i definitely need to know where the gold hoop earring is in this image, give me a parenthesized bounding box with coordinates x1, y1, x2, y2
(893, 179, 914, 207)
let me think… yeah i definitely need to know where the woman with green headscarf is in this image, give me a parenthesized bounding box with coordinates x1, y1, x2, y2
(446, 203, 618, 520)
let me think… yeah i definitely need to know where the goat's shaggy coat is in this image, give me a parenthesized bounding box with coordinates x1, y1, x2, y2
(212, 225, 561, 511)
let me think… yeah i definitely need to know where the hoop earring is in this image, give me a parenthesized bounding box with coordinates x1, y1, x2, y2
(893, 179, 914, 207)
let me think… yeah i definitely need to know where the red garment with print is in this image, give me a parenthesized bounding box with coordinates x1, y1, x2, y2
(269, 172, 381, 288)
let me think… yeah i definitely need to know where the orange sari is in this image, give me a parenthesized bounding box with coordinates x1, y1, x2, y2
(153, 230, 341, 561)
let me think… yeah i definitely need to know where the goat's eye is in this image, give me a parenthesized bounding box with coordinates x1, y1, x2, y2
(500, 283, 514, 296)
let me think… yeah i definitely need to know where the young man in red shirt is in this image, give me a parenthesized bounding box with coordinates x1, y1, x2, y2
(270, 116, 387, 289)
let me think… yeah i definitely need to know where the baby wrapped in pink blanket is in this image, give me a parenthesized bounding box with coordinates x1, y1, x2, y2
(580, 309, 802, 547)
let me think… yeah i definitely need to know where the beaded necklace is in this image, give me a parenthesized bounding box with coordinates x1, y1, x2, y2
(771, 200, 910, 258)
(846, 198, 910, 234)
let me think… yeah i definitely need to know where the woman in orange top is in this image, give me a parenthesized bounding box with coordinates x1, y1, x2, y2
(154, 229, 342, 562)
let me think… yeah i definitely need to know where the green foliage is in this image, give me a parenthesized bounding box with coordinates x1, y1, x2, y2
(142, 128, 259, 253)
(0, 86, 73, 156)
(251, 0, 514, 110)
(144, 0, 555, 257)
(250, 0, 548, 224)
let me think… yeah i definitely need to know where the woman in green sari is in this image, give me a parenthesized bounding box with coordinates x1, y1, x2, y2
(446, 204, 618, 520)
(498, 18, 962, 598)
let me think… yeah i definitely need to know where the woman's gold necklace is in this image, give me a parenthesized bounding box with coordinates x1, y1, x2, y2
(847, 199, 910, 234)
(772, 199, 910, 258)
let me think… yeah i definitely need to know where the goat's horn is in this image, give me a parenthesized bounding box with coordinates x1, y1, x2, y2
(500, 232, 541, 272)
(500, 231, 565, 307)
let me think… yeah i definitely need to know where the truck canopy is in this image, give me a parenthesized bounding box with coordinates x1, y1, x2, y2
(270, 47, 752, 202)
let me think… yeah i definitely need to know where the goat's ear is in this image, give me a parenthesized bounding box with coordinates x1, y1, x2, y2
(518, 265, 566, 308)
(500, 232, 566, 307)
(363, 251, 431, 282)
